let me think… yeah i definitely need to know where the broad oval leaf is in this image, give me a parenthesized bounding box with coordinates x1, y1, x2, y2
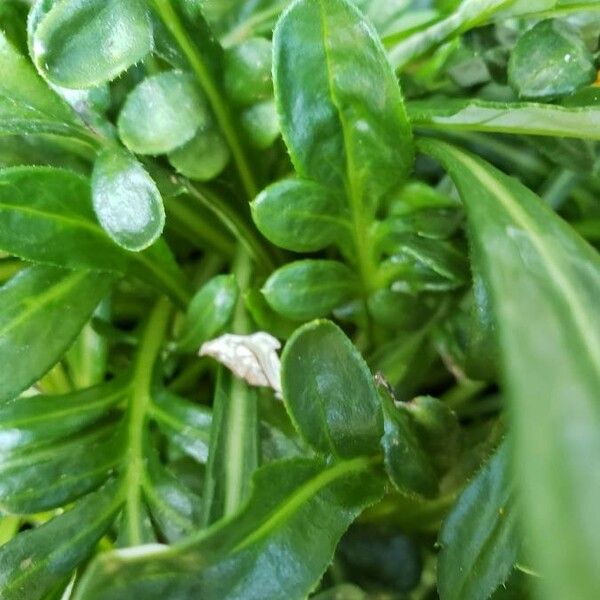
(420, 138, 600, 600)
(118, 71, 208, 155)
(252, 179, 348, 253)
(508, 19, 596, 100)
(438, 442, 519, 600)
(281, 319, 383, 458)
(0, 266, 115, 403)
(262, 260, 359, 321)
(273, 0, 413, 209)
(92, 148, 165, 251)
(74, 456, 384, 600)
(31, 0, 153, 89)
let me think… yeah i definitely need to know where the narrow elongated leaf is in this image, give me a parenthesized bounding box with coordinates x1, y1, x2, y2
(408, 98, 600, 140)
(92, 148, 165, 251)
(0, 481, 122, 600)
(438, 442, 519, 600)
(420, 138, 600, 600)
(201, 368, 259, 525)
(0, 30, 77, 136)
(273, 0, 413, 210)
(75, 456, 384, 600)
(251, 179, 349, 253)
(31, 0, 153, 89)
(118, 71, 208, 155)
(263, 260, 359, 321)
(281, 320, 383, 458)
(0, 266, 115, 403)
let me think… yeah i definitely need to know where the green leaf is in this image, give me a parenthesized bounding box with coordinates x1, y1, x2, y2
(118, 70, 209, 156)
(251, 179, 349, 253)
(240, 100, 280, 149)
(508, 20, 596, 100)
(0, 266, 115, 403)
(273, 0, 413, 209)
(263, 260, 359, 321)
(0, 30, 77, 137)
(74, 456, 384, 600)
(0, 481, 122, 600)
(201, 368, 259, 525)
(438, 442, 519, 600)
(419, 138, 600, 600)
(408, 98, 600, 140)
(176, 274, 238, 352)
(30, 0, 153, 89)
(92, 148, 165, 251)
(281, 319, 383, 458)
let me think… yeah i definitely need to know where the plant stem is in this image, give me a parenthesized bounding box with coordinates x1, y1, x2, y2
(123, 296, 172, 546)
(151, 0, 259, 200)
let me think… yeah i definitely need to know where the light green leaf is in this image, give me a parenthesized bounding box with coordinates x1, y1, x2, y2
(0, 481, 122, 600)
(251, 179, 349, 253)
(420, 138, 600, 600)
(92, 148, 165, 251)
(74, 456, 384, 600)
(281, 319, 383, 458)
(438, 442, 519, 600)
(408, 98, 600, 140)
(240, 100, 280, 149)
(0, 266, 115, 403)
(30, 0, 153, 89)
(263, 260, 359, 321)
(118, 71, 208, 155)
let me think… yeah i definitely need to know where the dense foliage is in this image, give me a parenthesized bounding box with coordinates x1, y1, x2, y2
(0, 0, 599, 598)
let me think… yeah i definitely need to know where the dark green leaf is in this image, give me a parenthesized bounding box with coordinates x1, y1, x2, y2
(438, 442, 519, 600)
(30, 0, 153, 88)
(251, 179, 349, 253)
(281, 319, 383, 458)
(508, 19, 596, 100)
(420, 138, 600, 600)
(92, 148, 165, 251)
(263, 260, 359, 321)
(0, 266, 115, 403)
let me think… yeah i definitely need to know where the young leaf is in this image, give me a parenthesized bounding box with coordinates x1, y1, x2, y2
(92, 148, 165, 251)
(0, 481, 122, 600)
(74, 456, 384, 600)
(508, 19, 595, 99)
(263, 260, 359, 321)
(0, 266, 115, 403)
(281, 320, 383, 458)
(30, 0, 153, 89)
(251, 179, 349, 253)
(273, 0, 413, 209)
(438, 442, 519, 600)
(118, 71, 208, 155)
(420, 138, 600, 600)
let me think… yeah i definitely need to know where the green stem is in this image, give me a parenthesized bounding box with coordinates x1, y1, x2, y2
(0, 516, 20, 546)
(151, 0, 259, 200)
(122, 297, 172, 546)
(221, 3, 286, 47)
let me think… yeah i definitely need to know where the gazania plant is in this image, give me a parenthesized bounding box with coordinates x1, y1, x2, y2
(0, 0, 599, 598)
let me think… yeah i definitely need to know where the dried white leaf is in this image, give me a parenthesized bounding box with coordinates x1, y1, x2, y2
(199, 332, 282, 397)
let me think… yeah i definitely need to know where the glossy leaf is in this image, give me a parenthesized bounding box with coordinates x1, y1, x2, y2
(251, 179, 349, 253)
(438, 442, 519, 600)
(281, 320, 383, 458)
(176, 274, 238, 352)
(420, 138, 600, 600)
(118, 71, 208, 155)
(92, 148, 165, 251)
(75, 456, 384, 600)
(508, 19, 595, 99)
(0, 266, 115, 403)
(408, 98, 600, 140)
(30, 0, 153, 89)
(273, 0, 413, 209)
(263, 260, 359, 321)
(0, 481, 122, 600)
